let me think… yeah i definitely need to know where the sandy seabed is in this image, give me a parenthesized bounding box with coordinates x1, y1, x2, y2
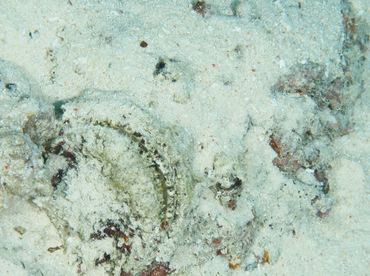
(0, 0, 369, 275)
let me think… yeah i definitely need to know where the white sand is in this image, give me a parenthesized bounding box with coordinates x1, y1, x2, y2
(0, 0, 369, 275)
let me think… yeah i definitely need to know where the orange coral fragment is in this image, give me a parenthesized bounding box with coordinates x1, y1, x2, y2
(228, 263, 240, 270)
(262, 250, 270, 264)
